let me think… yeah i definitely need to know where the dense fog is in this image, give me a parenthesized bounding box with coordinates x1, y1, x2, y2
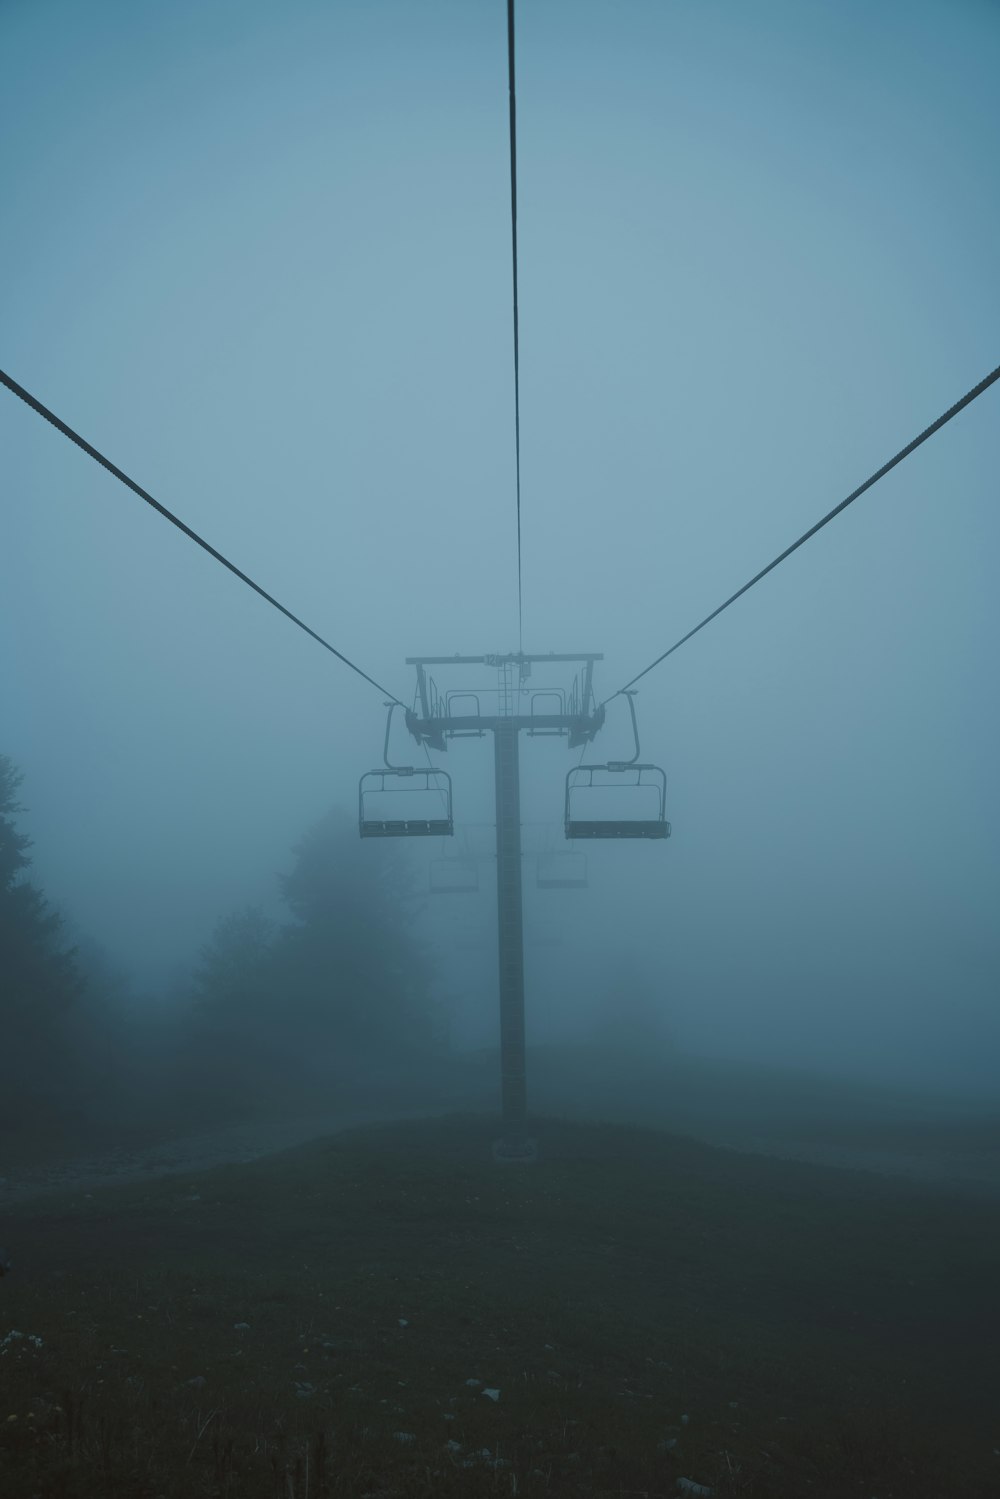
(3, 0, 998, 1139)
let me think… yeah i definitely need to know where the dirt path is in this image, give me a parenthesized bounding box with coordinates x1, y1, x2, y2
(712, 1131, 1000, 1198)
(0, 1105, 451, 1206)
(3, 1106, 999, 1206)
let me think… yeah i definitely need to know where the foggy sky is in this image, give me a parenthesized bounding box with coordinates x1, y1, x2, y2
(3, 0, 998, 1094)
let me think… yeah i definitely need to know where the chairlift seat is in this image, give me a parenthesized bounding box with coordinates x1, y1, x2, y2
(566, 819, 671, 840)
(363, 817, 453, 838)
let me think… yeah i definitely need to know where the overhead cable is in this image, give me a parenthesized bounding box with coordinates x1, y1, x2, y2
(507, 0, 524, 653)
(0, 368, 403, 703)
(605, 361, 1000, 703)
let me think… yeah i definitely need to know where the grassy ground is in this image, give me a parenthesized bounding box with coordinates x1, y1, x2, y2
(3, 1045, 995, 1188)
(1, 1113, 998, 1498)
(522, 1044, 997, 1137)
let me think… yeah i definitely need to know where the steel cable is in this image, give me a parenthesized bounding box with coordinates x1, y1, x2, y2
(1, 368, 404, 703)
(604, 362, 1000, 704)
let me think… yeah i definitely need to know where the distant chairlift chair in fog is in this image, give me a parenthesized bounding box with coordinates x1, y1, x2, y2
(359, 703, 454, 838)
(564, 692, 671, 841)
(429, 845, 480, 895)
(535, 850, 588, 889)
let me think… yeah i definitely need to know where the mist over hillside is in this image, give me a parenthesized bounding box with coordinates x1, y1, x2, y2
(2, 4, 998, 1490)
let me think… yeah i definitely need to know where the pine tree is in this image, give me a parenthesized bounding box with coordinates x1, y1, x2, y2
(277, 808, 434, 1052)
(0, 755, 83, 1125)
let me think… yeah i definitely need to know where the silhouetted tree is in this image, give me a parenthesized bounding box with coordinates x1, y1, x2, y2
(183, 812, 439, 1118)
(172, 905, 284, 1117)
(0, 756, 31, 886)
(194, 905, 277, 1021)
(277, 808, 435, 1054)
(589, 955, 675, 1059)
(0, 755, 83, 1128)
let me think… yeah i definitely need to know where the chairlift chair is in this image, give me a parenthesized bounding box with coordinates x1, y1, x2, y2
(359, 704, 454, 838)
(535, 851, 588, 889)
(429, 855, 480, 895)
(564, 692, 671, 841)
(565, 765, 669, 839)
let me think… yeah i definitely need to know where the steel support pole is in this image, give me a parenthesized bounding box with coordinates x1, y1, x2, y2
(492, 719, 536, 1161)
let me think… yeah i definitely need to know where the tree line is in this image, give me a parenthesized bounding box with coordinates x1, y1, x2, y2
(0, 754, 445, 1144)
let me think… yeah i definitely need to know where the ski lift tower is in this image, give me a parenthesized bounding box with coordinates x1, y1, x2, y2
(402, 653, 605, 1161)
(359, 653, 670, 1162)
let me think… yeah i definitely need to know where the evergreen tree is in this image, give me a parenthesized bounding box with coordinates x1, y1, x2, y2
(0, 755, 83, 1125)
(0, 755, 32, 886)
(194, 905, 277, 1023)
(0, 756, 81, 1021)
(277, 808, 434, 1052)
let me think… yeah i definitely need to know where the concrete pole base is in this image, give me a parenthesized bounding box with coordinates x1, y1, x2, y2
(492, 1135, 539, 1165)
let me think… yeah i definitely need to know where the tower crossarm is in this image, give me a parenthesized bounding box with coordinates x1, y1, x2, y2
(403, 653, 606, 750)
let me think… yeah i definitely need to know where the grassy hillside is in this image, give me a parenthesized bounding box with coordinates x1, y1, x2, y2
(1, 1114, 998, 1497)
